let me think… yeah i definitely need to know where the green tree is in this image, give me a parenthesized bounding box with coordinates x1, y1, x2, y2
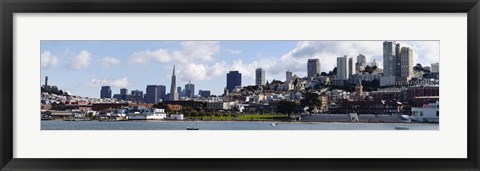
(277, 100, 298, 117)
(300, 91, 321, 113)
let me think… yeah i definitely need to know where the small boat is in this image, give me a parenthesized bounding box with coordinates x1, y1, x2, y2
(271, 123, 278, 126)
(395, 126, 410, 130)
(186, 127, 199, 130)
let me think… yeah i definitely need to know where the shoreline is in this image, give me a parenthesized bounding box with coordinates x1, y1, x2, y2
(42, 119, 438, 124)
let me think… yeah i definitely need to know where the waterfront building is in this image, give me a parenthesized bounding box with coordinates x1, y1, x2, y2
(100, 86, 112, 99)
(383, 41, 396, 77)
(199, 90, 211, 98)
(255, 68, 266, 86)
(307, 58, 321, 78)
(336, 55, 349, 80)
(145, 85, 159, 104)
(169, 65, 179, 101)
(348, 57, 356, 76)
(184, 81, 195, 98)
(431, 62, 439, 73)
(400, 47, 414, 78)
(286, 71, 293, 83)
(226, 71, 242, 92)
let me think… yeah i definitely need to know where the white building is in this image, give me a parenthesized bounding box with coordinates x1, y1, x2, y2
(170, 114, 184, 120)
(336, 55, 349, 80)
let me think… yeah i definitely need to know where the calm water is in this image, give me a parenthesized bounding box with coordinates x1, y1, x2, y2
(41, 120, 439, 130)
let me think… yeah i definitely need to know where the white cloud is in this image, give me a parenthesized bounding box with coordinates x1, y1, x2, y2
(129, 41, 219, 65)
(225, 48, 242, 54)
(98, 56, 121, 67)
(68, 50, 91, 70)
(86, 77, 131, 88)
(41, 51, 59, 68)
(176, 62, 227, 82)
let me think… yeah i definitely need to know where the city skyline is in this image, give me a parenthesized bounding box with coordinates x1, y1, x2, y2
(41, 41, 439, 98)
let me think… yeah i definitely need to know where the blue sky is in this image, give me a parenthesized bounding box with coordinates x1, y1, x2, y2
(41, 41, 439, 98)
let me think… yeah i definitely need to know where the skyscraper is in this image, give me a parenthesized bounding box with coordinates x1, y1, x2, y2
(431, 63, 439, 73)
(383, 41, 396, 77)
(198, 90, 211, 98)
(394, 43, 402, 77)
(184, 81, 195, 98)
(355, 54, 366, 72)
(307, 58, 321, 78)
(44, 76, 48, 88)
(100, 86, 112, 99)
(255, 68, 266, 86)
(226, 71, 242, 92)
(120, 88, 128, 100)
(157, 85, 166, 101)
(348, 57, 356, 76)
(286, 71, 293, 83)
(145, 85, 159, 104)
(169, 65, 179, 101)
(336, 55, 349, 80)
(131, 90, 144, 102)
(400, 47, 413, 78)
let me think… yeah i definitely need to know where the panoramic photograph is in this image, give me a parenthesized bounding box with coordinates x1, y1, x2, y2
(40, 40, 439, 130)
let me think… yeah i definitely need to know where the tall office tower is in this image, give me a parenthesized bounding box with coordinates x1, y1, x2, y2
(286, 71, 293, 83)
(100, 86, 112, 99)
(431, 63, 439, 73)
(120, 88, 128, 100)
(394, 43, 402, 77)
(145, 85, 158, 104)
(226, 71, 242, 92)
(44, 76, 48, 88)
(169, 65, 179, 101)
(177, 87, 183, 97)
(307, 58, 321, 78)
(157, 85, 166, 101)
(184, 81, 195, 98)
(255, 68, 266, 86)
(400, 47, 414, 78)
(355, 54, 367, 72)
(198, 90, 211, 98)
(336, 55, 349, 80)
(131, 90, 144, 102)
(348, 57, 356, 76)
(383, 41, 396, 77)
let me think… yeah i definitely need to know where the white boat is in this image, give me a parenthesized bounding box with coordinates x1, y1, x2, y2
(271, 123, 278, 126)
(127, 109, 167, 120)
(410, 101, 439, 123)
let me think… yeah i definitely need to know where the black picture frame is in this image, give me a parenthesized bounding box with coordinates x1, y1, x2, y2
(1, 0, 479, 170)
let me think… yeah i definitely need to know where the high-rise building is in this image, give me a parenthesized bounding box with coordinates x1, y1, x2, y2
(184, 81, 195, 98)
(348, 57, 356, 76)
(307, 58, 321, 78)
(131, 90, 144, 102)
(145, 85, 159, 104)
(100, 86, 112, 99)
(371, 59, 379, 67)
(198, 90, 211, 98)
(44, 76, 48, 88)
(169, 65, 179, 101)
(336, 55, 349, 80)
(157, 85, 166, 101)
(355, 54, 367, 72)
(120, 88, 128, 100)
(400, 47, 414, 78)
(431, 63, 439, 73)
(255, 68, 266, 86)
(286, 71, 293, 83)
(226, 71, 242, 92)
(177, 87, 183, 97)
(394, 43, 402, 77)
(383, 41, 396, 77)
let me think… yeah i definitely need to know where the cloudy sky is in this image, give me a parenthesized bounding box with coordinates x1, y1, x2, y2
(41, 40, 439, 97)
